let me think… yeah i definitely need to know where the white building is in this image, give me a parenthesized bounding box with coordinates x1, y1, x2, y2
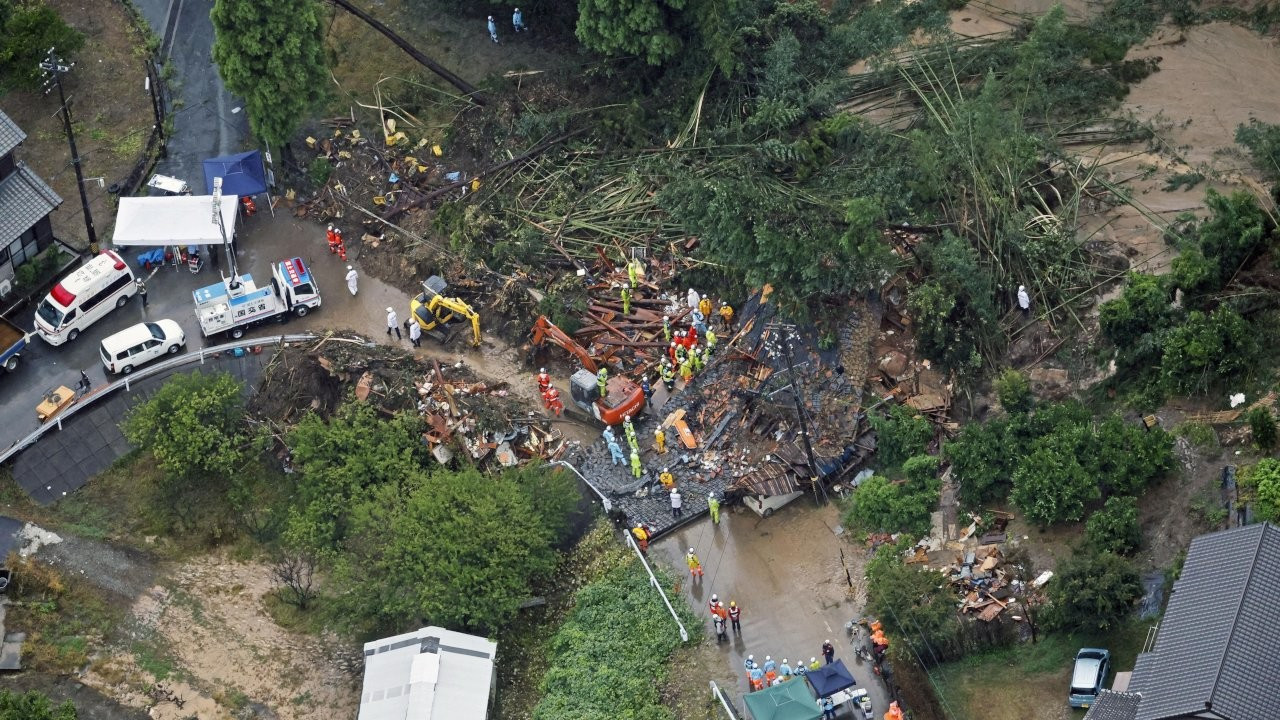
(358, 626, 498, 720)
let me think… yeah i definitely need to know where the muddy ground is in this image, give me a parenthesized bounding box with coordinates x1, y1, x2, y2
(4, 0, 156, 250)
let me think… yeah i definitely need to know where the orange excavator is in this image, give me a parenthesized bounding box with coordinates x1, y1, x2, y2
(532, 315, 645, 426)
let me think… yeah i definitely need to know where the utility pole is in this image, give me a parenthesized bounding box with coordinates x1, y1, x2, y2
(40, 48, 99, 255)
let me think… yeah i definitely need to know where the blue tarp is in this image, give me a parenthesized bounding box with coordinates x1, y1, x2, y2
(806, 660, 856, 698)
(202, 150, 267, 197)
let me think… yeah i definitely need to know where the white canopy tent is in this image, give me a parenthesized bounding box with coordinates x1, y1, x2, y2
(111, 195, 239, 246)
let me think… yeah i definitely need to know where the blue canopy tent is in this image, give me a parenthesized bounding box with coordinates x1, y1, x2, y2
(806, 659, 856, 698)
(742, 679, 820, 720)
(202, 150, 273, 216)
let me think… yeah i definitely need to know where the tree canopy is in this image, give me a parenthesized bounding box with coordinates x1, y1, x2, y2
(122, 371, 260, 481)
(211, 0, 328, 146)
(338, 465, 573, 633)
(1046, 551, 1141, 632)
(0, 0, 83, 92)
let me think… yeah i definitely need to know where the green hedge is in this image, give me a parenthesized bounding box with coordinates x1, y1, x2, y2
(532, 558, 697, 719)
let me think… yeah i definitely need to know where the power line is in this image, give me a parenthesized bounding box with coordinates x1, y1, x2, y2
(885, 604, 961, 720)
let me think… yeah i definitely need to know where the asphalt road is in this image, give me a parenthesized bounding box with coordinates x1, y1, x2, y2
(0, 0, 261, 450)
(136, 0, 251, 193)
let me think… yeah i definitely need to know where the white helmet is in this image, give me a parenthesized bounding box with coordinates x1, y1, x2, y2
(765, 655, 772, 661)
(664, 315, 670, 320)
(711, 594, 719, 602)
(782, 658, 788, 664)
(346, 265, 353, 271)
(540, 367, 546, 373)
(688, 547, 695, 553)
(748, 654, 755, 661)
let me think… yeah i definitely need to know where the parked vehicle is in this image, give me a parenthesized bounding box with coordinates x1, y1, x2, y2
(99, 320, 186, 375)
(34, 250, 136, 345)
(193, 257, 320, 339)
(745, 490, 805, 518)
(1069, 648, 1111, 708)
(0, 316, 30, 372)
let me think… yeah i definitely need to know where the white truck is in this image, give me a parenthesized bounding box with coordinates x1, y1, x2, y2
(193, 256, 320, 339)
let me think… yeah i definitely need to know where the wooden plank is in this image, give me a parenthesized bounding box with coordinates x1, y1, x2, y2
(675, 418, 697, 449)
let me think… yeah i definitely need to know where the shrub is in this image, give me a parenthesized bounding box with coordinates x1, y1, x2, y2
(0, 689, 77, 720)
(1240, 458, 1280, 523)
(1248, 406, 1278, 451)
(532, 559, 696, 719)
(871, 404, 933, 472)
(842, 457, 941, 538)
(1235, 119, 1280, 182)
(307, 156, 332, 187)
(1045, 551, 1142, 632)
(994, 369, 1033, 414)
(1085, 496, 1141, 555)
(1160, 306, 1258, 395)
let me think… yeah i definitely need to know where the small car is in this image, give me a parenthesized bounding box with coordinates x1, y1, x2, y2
(99, 320, 185, 375)
(1069, 648, 1111, 709)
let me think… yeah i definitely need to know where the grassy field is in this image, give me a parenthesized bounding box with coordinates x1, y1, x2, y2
(929, 621, 1153, 720)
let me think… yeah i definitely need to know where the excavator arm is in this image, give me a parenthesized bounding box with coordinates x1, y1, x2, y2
(430, 296, 482, 347)
(531, 316, 597, 373)
(409, 276, 481, 347)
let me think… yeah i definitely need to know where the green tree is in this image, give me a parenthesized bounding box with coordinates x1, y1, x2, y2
(842, 456, 940, 537)
(1085, 496, 1141, 556)
(1045, 551, 1141, 632)
(1010, 430, 1099, 527)
(0, 0, 83, 92)
(1169, 190, 1272, 299)
(1248, 406, 1278, 451)
(122, 371, 258, 481)
(1240, 458, 1280, 523)
(339, 466, 562, 633)
(1235, 119, 1280, 182)
(871, 404, 933, 471)
(1094, 414, 1172, 496)
(865, 548, 959, 666)
(575, 0, 688, 65)
(211, 0, 327, 147)
(285, 404, 427, 548)
(946, 418, 1015, 509)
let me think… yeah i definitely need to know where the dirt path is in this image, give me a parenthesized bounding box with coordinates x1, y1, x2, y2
(83, 554, 362, 720)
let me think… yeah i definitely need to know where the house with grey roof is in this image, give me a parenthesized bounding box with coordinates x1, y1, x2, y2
(1084, 522, 1280, 720)
(358, 626, 497, 720)
(0, 108, 63, 292)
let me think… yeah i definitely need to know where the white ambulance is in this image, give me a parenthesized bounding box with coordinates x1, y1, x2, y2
(34, 250, 137, 345)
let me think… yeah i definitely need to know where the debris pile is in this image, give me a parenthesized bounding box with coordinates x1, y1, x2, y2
(256, 337, 565, 469)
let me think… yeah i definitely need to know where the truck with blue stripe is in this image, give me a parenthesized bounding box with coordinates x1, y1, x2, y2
(193, 257, 321, 339)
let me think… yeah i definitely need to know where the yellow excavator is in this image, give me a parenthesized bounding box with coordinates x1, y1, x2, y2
(410, 276, 481, 347)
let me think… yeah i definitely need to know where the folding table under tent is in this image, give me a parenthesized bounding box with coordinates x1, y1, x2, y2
(202, 150, 274, 216)
(742, 678, 821, 720)
(806, 660, 857, 698)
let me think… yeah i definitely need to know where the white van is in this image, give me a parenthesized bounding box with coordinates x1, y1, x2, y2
(35, 250, 137, 345)
(100, 320, 185, 374)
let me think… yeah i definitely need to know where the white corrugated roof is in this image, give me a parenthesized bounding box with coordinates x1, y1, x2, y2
(111, 195, 239, 246)
(358, 626, 496, 720)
